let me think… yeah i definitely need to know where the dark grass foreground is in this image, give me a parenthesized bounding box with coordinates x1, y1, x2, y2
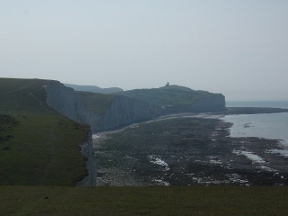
(1, 186, 288, 216)
(0, 78, 90, 185)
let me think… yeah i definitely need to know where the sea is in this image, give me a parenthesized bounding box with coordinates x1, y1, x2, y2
(222, 101, 288, 146)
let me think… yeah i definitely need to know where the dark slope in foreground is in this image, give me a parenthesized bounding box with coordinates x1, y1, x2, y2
(0, 78, 90, 185)
(1, 186, 288, 216)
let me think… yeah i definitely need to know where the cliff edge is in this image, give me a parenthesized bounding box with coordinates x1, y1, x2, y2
(46, 81, 226, 132)
(46, 81, 164, 132)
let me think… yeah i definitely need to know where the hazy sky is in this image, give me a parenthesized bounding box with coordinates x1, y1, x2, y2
(1, 0, 288, 100)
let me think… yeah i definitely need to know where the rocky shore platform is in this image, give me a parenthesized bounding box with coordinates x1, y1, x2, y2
(94, 113, 288, 186)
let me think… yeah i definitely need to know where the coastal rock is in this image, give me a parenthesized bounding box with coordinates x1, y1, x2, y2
(166, 94, 225, 113)
(77, 131, 97, 187)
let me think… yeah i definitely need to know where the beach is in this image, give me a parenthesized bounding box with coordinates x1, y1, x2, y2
(93, 114, 288, 186)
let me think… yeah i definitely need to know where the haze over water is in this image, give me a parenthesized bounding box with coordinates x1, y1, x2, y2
(226, 101, 288, 109)
(222, 101, 288, 145)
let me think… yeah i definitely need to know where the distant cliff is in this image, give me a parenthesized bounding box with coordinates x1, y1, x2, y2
(46, 81, 163, 132)
(89, 96, 163, 131)
(64, 83, 123, 94)
(46, 81, 226, 132)
(118, 85, 226, 114)
(46, 81, 83, 122)
(164, 94, 226, 113)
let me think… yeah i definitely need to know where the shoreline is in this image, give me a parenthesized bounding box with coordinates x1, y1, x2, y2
(93, 112, 288, 186)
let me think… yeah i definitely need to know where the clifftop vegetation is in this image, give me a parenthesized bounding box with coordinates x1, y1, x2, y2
(0, 78, 51, 114)
(75, 91, 116, 114)
(0, 78, 90, 185)
(117, 85, 221, 109)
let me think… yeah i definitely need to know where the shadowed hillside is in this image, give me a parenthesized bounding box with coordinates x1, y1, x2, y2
(0, 78, 90, 185)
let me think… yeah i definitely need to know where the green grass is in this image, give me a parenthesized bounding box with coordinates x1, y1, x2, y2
(0, 78, 90, 185)
(0, 113, 90, 185)
(0, 78, 52, 113)
(75, 91, 116, 114)
(118, 85, 213, 108)
(0, 186, 288, 216)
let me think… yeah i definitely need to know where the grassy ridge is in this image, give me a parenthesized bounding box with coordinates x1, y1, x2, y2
(72, 85, 219, 116)
(118, 85, 212, 108)
(0, 78, 90, 185)
(0, 78, 51, 113)
(1, 186, 288, 216)
(65, 83, 123, 94)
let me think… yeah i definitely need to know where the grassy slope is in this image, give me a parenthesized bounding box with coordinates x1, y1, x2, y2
(118, 85, 213, 108)
(75, 91, 116, 114)
(0, 78, 90, 185)
(0, 186, 288, 216)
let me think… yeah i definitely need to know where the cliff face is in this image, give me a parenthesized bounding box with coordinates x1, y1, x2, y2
(46, 81, 226, 131)
(45, 81, 164, 132)
(46, 81, 97, 186)
(77, 131, 97, 187)
(89, 96, 164, 131)
(166, 94, 226, 113)
(46, 81, 164, 186)
(46, 81, 85, 123)
(191, 94, 226, 112)
(46, 81, 227, 132)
